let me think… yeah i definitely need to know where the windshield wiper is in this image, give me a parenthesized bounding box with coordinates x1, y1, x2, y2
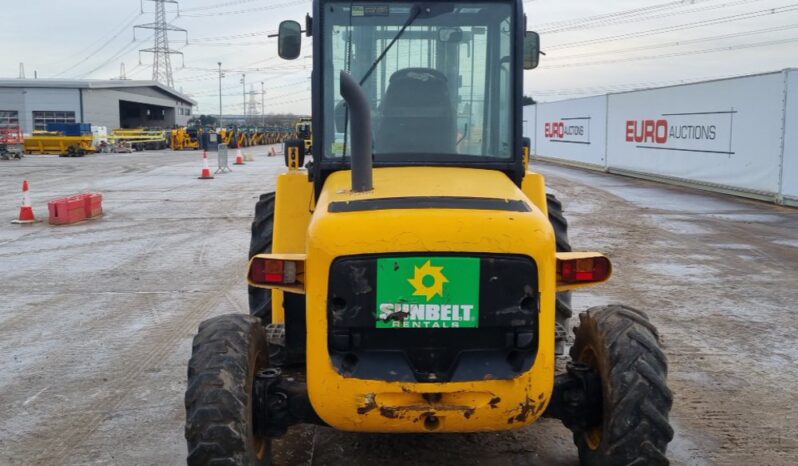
(358, 4, 422, 86)
(343, 4, 422, 158)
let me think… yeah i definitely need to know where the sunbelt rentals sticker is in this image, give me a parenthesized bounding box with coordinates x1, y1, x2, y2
(376, 257, 480, 329)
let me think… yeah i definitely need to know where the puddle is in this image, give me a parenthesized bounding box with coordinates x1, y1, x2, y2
(645, 215, 710, 235)
(646, 262, 718, 281)
(706, 213, 782, 223)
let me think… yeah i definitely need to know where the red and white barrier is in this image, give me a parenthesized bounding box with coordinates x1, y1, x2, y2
(48, 193, 103, 225)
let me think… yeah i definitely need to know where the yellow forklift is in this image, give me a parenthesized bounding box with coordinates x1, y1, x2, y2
(185, 2, 673, 465)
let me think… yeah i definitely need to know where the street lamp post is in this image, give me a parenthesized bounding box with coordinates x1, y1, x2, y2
(217, 62, 223, 128)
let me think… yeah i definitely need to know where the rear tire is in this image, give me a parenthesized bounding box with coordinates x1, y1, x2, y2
(570, 305, 674, 465)
(249, 193, 275, 323)
(185, 314, 271, 465)
(547, 193, 573, 353)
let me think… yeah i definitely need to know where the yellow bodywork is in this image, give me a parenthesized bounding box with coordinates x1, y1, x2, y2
(24, 133, 96, 155)
(171, 128, 200, 150)
(252, 165, 609, 433)
(109, 128, 168, 147)
(269, 169, 314, 323)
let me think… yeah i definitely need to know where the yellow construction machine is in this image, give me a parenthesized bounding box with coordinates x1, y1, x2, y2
(171, 127, 201, 150)
(295, 117, 312, 153)
(185, 2, 674, 465)
(110, 128, 169, 151)
(24, 131, 96, 157)
(250, 128, 266, 146)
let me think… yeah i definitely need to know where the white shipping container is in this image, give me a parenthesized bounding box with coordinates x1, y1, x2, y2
(606, 72, 786, 195)
(534, 95, 607, 168)
(781, 69, 798, 204)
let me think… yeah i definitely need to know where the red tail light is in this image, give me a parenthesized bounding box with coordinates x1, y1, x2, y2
(249, 258, 298, 285)
(558, 256, 611, 284)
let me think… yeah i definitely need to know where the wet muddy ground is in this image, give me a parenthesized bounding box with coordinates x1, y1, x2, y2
(1, 150, 796, 465)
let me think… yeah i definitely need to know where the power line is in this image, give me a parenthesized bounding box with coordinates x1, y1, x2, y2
(530, 73, 751, 97)
(546, 3, 798, 50)
(183, 0, 267, 12)
(54, 11, 142, 77)
(76, 34, 152, 78)
(543, 35, 798, 69)
(545, 23, 798, 61)
(181, 63, 309, 73)
(529, 68, 790, 99)
(539, 0, 764, 34)
(191, 30, 275, 42)
(187, 41, 272, 47)
(228, 93, 310, 108)
(181, 0, 309, 17)
(532, 0, 716, 31)
(187, 78, 309, 96)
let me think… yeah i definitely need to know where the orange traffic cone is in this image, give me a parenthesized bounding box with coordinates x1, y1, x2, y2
(234, 148, 245, 165)
(12, 180, 38, 224)
(198, 150, 214, 179)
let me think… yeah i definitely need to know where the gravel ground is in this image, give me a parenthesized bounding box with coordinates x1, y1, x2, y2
(0, 149, 796, 465)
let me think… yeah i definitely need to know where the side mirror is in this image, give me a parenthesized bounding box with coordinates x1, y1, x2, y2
(278, 20, 302, 60)
(334, 101, 348, 133)
(524, 31, 540, 70)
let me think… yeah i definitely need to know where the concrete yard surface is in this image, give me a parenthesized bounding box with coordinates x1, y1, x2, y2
(1, 150, 797, 465)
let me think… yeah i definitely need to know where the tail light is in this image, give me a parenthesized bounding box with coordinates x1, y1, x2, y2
(248, 254, 305, 292)
(250, 258, 297, 284)
(556, 253, 612, 290)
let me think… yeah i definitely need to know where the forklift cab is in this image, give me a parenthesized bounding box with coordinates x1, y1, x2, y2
(278, 0, 540, 193)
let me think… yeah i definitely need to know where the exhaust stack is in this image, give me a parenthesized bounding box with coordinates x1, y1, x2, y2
(339, 71, 373, 192)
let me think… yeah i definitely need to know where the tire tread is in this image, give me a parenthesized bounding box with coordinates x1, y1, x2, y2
(185, 314, 269, 465)
(570, 304, 674, 466)
(547, 194, 573, 345)
(249, 193, 275, 322)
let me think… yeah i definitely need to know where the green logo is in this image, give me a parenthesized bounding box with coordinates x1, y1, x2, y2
(376, 257, 480, 329)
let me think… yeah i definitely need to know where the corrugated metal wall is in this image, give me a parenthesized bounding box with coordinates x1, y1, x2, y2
(0, 87, 81, 134)
(0, 85, 191, 132)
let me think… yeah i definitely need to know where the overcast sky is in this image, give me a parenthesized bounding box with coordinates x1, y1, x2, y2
(1, 0, 796, 115)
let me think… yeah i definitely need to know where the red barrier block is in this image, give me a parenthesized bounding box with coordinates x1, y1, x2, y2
(48, 196, 87, 225)
(83, 192, 103, 218)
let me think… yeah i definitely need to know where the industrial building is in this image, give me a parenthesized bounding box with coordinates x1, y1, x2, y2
(0, 79, 195, 133)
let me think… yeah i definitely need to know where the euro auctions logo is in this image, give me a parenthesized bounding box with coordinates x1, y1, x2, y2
(543, 117, 590, 144)
(624, 110, 735, 155)
(376, 257, 480, 329)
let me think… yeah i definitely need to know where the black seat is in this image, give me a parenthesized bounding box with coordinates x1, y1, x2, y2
(375, 68, 455, 155)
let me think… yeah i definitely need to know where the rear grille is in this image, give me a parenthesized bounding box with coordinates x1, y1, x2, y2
(327, 254, 539, 382)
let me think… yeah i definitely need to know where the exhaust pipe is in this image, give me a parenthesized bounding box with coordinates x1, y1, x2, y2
(339, 71, 373, 192)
